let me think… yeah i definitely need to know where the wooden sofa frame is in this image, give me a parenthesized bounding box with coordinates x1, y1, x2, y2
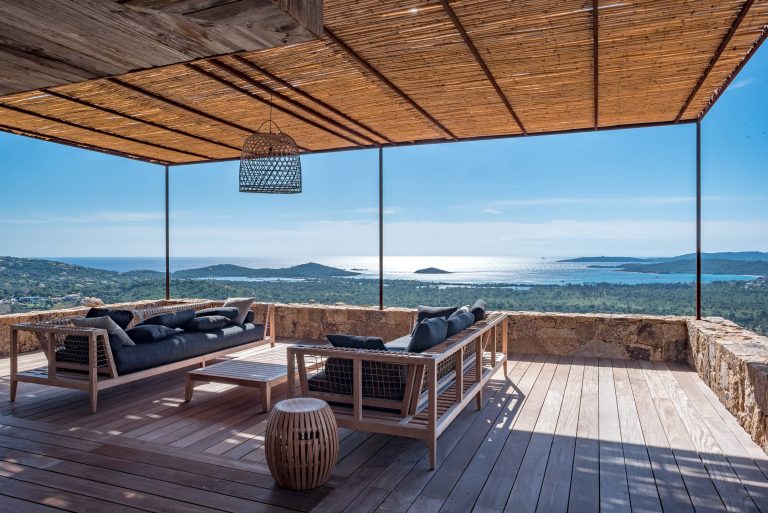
(287, 312, 508, 469)
(10, 301, 276, 413)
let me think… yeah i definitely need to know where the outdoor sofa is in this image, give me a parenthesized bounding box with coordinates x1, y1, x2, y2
(288, 303, 508, 469)
(10, 300, 275, 412)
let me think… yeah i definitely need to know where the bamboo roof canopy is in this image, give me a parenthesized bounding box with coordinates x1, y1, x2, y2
(0, 0, 766, 165)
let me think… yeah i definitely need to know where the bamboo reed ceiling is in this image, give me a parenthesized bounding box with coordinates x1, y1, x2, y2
(0, 0, 766, 165)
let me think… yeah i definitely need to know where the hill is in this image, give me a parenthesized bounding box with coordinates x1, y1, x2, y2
(616, 258, 768, 276)
(414, 267, 452, 274)
(558, 256, 650, 263)
(172, 262, 359, 279)
(561, 251, 768, 263)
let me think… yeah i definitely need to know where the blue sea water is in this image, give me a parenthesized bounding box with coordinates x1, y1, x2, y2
(50, 256, 757, 286)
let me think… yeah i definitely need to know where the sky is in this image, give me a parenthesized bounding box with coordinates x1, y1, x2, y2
(0, 47, 766, 260)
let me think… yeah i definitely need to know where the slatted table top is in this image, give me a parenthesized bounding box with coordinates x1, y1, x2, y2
(188, 345, 290, 385)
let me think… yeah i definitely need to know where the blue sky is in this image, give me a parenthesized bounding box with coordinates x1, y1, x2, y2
(0, 47, 766, 259)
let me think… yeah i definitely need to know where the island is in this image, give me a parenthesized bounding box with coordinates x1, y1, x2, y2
(414, 267, 452, 274)
(173, 262, 359, 279)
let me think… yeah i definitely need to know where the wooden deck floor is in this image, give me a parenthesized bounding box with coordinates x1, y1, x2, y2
(2, 346, 768, 512)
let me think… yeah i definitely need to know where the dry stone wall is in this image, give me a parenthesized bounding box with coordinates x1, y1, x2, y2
(688, 318, 768, 452)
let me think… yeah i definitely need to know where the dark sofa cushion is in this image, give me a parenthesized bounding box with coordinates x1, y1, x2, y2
(416, 305, 458, 324)
(308, 360, 408, 401)
(326, 334, 386, 350)
(183, 315, 231, 332)
(447, 311, 475, 337)
(195, 307, 239, 321)
(86, 307, 134, 330)
(139, 308, 195, 329)
(126, 325, 176, 344)
(114, 322, 265, 375)
(407, 317, 448, 353)
(470, 299, 487, 323)
(244, 310, 255, 324)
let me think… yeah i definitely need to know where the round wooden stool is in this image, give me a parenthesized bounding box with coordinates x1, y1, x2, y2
(265, 398, 338, 490)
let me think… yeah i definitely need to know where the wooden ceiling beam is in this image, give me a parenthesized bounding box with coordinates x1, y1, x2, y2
(593, 0, 599, 128)
(324, 27, 456, 140)
(676, 0, 755, 121)
(202, 59, 375, 145)
(41, 89, 242, 153)
(232, 54, 393, 144)
(438, 0, 526, 135)
(107, 77, 256, 136)
(0, 102, 211, 160)
(0, 123, 168, 164)
(184, 62, 349, 149)
(700, 25, 768, 120)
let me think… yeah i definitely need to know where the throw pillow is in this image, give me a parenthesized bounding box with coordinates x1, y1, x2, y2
(243, 310, 255, 324)
(86, 307, 134, 330)
(72, 315, 135, 351)
(447, 311, 475, 337)
(326, 334, 386, 350)
(223, 297, 255, 325)
(126, 325, 177, 343)
(139, 308, 195, 329)
(470, 299, 487, 323)
(407, 317, 448, 353)
(195, 307, 240, 321)
(416, 305, 459, 324)
(183, 315, 230, 332)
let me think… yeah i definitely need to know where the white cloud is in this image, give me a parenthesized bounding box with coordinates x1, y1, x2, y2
(483, 208, 504, 215)
(730, 78, 755, 90)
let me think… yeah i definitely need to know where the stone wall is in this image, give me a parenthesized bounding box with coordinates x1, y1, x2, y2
(688, 318, 768, 452)
(273, 303, 414, 342)
(506, 312, 690, 362)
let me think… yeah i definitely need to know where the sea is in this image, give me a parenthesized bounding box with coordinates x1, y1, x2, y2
(50, 256, 758, 286)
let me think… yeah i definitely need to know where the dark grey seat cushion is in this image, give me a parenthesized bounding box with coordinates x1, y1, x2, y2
(114, 323, 265, 375)
(327, 334, 386, 350)
(244, 310, 255, 324)
(183, 315, 231, 332)
(126, 324, 177, 344)
(407, 317, 448, 353)
(195, 307, 240, 321)
(138, 308, 195, 329)
(385, 335, 411, 352)
(308, 359, 408, 401)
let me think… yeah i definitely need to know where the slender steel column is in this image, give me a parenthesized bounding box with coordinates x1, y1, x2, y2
(379, 147, 384, 310)
(696, 120, 702, 319)
(165, 164, 171, 300)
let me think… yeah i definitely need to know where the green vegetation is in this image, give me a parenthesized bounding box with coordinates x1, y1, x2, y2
(1, 256, 766, 336)
(615, 258, 768, 275)
(173, 262, 359, 279)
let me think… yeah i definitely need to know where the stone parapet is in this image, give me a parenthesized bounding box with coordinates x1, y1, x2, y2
(687, 317, 768, 452)
(505, 311, 690, 362)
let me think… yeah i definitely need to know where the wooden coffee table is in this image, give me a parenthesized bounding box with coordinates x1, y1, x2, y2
(185, 345, 291, 412)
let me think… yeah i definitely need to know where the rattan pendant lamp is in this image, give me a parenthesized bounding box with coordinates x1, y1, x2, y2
(239, 98, 302, 194)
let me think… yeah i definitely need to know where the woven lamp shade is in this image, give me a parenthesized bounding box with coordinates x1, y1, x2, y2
(239, 122, 302, 194)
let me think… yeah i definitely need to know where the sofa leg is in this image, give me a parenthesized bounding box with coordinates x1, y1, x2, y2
(428, 438, 437, 470)
(90, 389, 98, 414)
(475, 388, 482, 410)
(9, 380, 17, 402)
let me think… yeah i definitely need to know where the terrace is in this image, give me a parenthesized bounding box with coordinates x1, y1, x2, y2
(1, 1, 768, 512)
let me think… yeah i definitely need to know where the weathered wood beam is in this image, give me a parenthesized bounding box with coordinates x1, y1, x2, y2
(232, 54, 392, 143)
(676, 0, 755, 121)
(107, 77, 256, 135)
(324, 27, 456, 140)
(0, 123, 167, 164)
(42, 89, 242, 153)
(438, 0, 526, 134)
(593, 0, 599, 129)
(0, 102, 210, 160)
(700, 25, 768, 119)
(203, 59, 375, 145)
